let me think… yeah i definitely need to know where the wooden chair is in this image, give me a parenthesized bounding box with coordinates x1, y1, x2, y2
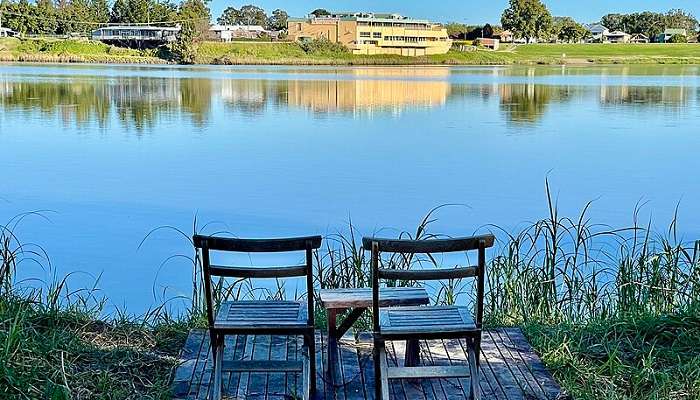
(363, 234, 495, 400)
(193, 234, 322, 400)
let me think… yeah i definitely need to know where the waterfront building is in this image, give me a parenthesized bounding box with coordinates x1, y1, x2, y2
(287, 12, 452, 56)
(657, 28, 688, 43)
(208, 25, 279, 41)
(91, 26, 180, 44)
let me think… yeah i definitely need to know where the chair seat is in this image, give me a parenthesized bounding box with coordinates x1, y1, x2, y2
(379, 305, 477, 336)
(214, 300, 309, 329)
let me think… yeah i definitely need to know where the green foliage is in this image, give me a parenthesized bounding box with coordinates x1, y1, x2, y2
(267, 8, 288, 31)
(668, 33, 688, 43)
(600, 9, 698, 41)
(501, 0, 553, 43)
(552, 16, 588, 43)
(310, 8, 329, 17)
(170, 0, 210, 64)
(216, 4, 268, 27)
(299, 38, 349, 56)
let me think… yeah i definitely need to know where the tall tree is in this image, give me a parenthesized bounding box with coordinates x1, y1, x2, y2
(171, 0, 210, 63)
(267, 8, 287, 31)
(35, 0, 58, 33)
(501, 0, 553, 43)
(237, 4, 265, 26)
(553, 16, 587, 42)
(664, 9, 698, 33)
(217, 6, 238, 25)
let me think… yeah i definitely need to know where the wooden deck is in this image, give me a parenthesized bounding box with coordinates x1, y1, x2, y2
(171, 328, 563, 400)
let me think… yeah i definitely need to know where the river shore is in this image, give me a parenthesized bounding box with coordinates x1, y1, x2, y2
(3, 38, 700, 65)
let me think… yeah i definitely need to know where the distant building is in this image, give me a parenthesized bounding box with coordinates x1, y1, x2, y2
(208, 25, 278, 41)
(287, 12, 452, 56)
(493, 30, 513, 43)
(586, 23, 608, 42)
(0, 27, 18, 38)
(475, 37, 500, 50)
(657, 28, 687, 43)
(630, 33, 649, 43)
(603, 30, 631, 43)
(91, 26, 180, 44)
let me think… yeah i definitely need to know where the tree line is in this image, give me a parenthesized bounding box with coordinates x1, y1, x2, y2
(215, 4, 288, 31)
(0, 0, 209, 35)
(497, 0, 698, 43)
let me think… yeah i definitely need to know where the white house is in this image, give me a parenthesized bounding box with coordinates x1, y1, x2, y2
(208, 25, 275, 41)
(586, 23, 608, 42)
(603, 30, 631, 43)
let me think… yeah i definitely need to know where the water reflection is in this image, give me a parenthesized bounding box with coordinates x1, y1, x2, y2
(0, 66, 697, 129)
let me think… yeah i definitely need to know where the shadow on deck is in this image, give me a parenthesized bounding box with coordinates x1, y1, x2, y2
(171, 328, 563, 400)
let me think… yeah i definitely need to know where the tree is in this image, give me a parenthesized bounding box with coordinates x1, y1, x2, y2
(310, 8, 329, 17)
(91, 0, 110, 24)
(171, 0, 210, 63)
(664, 9, 698, 33)
(35, 0, 58, 33)
(667, 33, 687, 43)
(238, 4, 266, 26)
(110, 0, 130, 23)
(501, 0, 552, 43)
(601, 13, 625, 31)
(482, 23, 494, 38)
(553, 16, 587, 43)
(267, 8, 287, 31)
(217, 6, 239, 25)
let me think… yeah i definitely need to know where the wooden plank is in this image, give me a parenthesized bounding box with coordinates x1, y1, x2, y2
(446, 338, 502, 400)
(192, 333, 212, 399)
(320, 287, 430, 309)
(385, 341, 407, 400)
(419, 339, 453, 400)
(481, 330, 524, 400)
(425, 339, 469, 399)
(378, 344, 391, 400)
(266, 335, 289, 400)
(338, 333, 367, 400)
(356, 332, 376, 400)
(235, 334, 257, 399)
(387, 365, 471, 380)
(209, 264, 307, 278)
(170, 330, 205, 399)
(225, 334, 247, 397)
(489, 329, 540, 398)
(247, 334, 272, 398)
(220, 334, 237, 397)
(362, 235, 495, 253)
(378, 266, 477, 281)
(502, 328, 562, 399)
(222, 359, 303, 373)
(494, 329, 548, 399)
(285, 335, 299, 397)
(193, 234, 322, 252)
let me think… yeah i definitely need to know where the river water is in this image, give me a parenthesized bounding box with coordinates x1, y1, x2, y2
(1, 63, 698, 312)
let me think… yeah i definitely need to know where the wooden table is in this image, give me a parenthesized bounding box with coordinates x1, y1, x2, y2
(319, 287, 430, 380)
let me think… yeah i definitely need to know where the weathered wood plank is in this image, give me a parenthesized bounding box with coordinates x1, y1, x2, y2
(320, 287, 430, 309)
(502, 328, 562, 400)
(171, 330, 205, 399)
(172, 329, 561, 400)
(362, 235, 495, 254)
(378, 266, 477, 281)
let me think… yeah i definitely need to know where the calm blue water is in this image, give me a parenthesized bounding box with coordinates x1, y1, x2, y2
(1, 63, 699, 312)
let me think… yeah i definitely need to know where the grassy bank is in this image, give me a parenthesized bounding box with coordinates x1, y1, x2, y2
(0, 38, 166, 64)
(3, 38, 700, 65)
(3, 185, 700, 398)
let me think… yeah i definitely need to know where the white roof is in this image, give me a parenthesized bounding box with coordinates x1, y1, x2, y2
(0, 27, 15, 32)
(210, 25, 266, 32)
(605, 31, 629, 36)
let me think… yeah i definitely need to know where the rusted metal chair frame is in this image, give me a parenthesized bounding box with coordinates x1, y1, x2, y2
(193, 234, 321, 400)
(363, 234, 495, 400)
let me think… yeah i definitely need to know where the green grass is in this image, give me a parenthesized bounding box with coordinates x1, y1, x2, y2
(4, 38, 700, 65)
(0, 38, 166, 64)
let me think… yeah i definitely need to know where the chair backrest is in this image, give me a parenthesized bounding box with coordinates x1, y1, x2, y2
(362, 234, 495, 332)
(193, 234, 322, 328)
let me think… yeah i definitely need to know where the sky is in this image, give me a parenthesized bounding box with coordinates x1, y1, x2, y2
(208, 1, 700, 25)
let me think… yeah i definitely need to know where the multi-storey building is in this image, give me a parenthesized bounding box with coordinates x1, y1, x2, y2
(287, 12, 452, 56)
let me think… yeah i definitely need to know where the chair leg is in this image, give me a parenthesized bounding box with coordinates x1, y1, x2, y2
(211, 334, 224, 400)
(375, 339, 390, 400)
(306, 332, 317, 400)
(468, 337, 481, 400)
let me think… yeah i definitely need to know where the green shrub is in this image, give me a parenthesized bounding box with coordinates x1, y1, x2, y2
(668, 34, 688, 43)
(299, 38, 349, 55)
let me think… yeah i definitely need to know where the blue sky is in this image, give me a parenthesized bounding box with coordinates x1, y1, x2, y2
(208, 1, 700, 25)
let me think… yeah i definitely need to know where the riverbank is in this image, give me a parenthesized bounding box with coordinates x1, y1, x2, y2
(3, 197, 700, 398)
(3, 38, 700, 65)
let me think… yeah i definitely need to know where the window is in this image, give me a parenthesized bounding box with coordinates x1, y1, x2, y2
(373, 32, 381, 38)
(360, 32, 370, 38)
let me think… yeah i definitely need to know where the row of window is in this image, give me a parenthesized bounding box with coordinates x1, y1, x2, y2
(357, 22, 431, 29)
(359, 35, 447, 42)
(359, 32, 382, 38)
